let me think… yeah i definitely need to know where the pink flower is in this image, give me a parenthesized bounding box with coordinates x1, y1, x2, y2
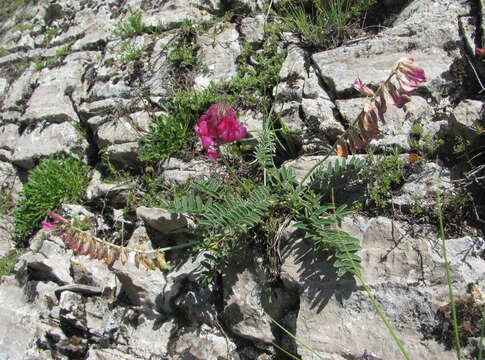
(195, 104, 246, 162)
(395, 58, 426, 91)
(42, 221, 56, 231)
(381, 82, 410, 108)
(206, 148, 219, 163)
(352, 77, 375, 97)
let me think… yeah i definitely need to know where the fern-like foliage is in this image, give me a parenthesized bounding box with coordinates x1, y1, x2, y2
(254, 127, 277, 169)
(294, 192, 362, 279)
(200, 185, 277, 235)
(309, 156, 365, 194)
(157, 179, 226, 214)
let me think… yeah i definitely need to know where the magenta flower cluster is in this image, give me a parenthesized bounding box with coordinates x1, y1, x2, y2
(195, 104, 247, 162)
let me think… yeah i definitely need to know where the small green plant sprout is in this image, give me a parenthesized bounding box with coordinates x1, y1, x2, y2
(112, 8, 147, 39)
(0, 250, 24, 277)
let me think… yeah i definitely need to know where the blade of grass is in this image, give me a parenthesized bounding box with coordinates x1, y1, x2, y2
(266, 312, 328, 360)
(436, 190, 462, 360)
(272, 342, 301, 360)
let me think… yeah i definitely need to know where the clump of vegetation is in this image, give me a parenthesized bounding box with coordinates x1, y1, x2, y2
(112, 8, 148, 39)
(12, 156, 91, 245)
(0, 250, 24, 277)
(273, 0, 376, 49)
(363, 150, 406, 208)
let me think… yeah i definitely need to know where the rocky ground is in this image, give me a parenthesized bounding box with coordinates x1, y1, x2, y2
(0, 0, 485, 359)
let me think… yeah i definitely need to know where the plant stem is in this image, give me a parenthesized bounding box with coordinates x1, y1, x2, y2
(220, 152, 247, 190)
(297, 70, 396, 189)
(436, 190, 462, 360)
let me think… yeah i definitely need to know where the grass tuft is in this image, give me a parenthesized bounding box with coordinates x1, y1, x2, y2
(12, 156, 91, 245)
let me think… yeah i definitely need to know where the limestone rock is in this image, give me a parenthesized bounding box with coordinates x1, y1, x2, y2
(171, 324, 238, 360)
(86, 170, 132, 206)
(392, 162, 455, 210)
(20, 238, 73, 284)
(142, 0, 214, 30)
(312, 0, 469, 98)
(0, 216, 14, 257)
(161, 158, 220, 184)
(59, 291, 86, 330)
(223, 267, 275, 344)
(194, 23, 241, 89)
(240, 14, 266, 43)
(450, 100, 484, 140)
(96, 110, 152, 147)
(0, 276, 40, 360)
(279, 216, 459, 360)
(336, 96, 433, 152)
(0, 123, 19, 161)
(136, 206, 193, 234)
(12, 121, 88, 170)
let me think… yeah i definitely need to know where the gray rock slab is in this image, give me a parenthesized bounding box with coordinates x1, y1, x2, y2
(2, 68, 39, 112)
(161, 158, 220, 184)
(136, 206, 193, 234)
(393, 162, 455, 209)
(112, 259, 166, 311)
(96, 110, 152, 147)
(0, 123, 19, 161)
(171, 324, 238, 360)
(19, 238, 73, 284)
(0, 216, 14, 257)
(142, 0, 214, 30)
(336, 95, 433, 151)
(312, 0, 469, 98)
(223, 267, 275, 343)
(194, 23, 241, 89)
(450, 99, 484, 140)
(12, 121, 88, 170)
(240, 14, 266, 43)
(279, 216, 461, 360)
(0, 276, 39, 359)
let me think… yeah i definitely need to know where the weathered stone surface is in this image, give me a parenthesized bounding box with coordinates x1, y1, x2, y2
(0, 276, 40, 360)
(194, 23, 241, 89)
(279, 217, 462, 360)
(223, 267, 275, 343)
(450, 99, 484, 140)
(240, 14, 266, 43)
(0, 216, 14, 257)
(161, 158, 220, 184)
(313, 0, 469, 98)
(96, 110, 152, 147)
(20, 238, 73, 284)
(112, 258, 166, 311)
(142, 0, 214, 30)
(12, 121, 88, 169)
(279, 45, 306, 81)
(0, 123, 19, 161)
(86, 170, 132, 206)
(392, 162, 455, 209)
(172, 324, 238, 360)
(2, 68, 38, 112)
(103, 141, 141, 168)
(59, 291, 86, 330)
(136, 206, 193, 234)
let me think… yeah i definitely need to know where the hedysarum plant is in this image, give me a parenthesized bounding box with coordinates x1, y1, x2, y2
(337, 57, 426, 157)
(41, 211, 196, 271)
(194, 103, 247, 162)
